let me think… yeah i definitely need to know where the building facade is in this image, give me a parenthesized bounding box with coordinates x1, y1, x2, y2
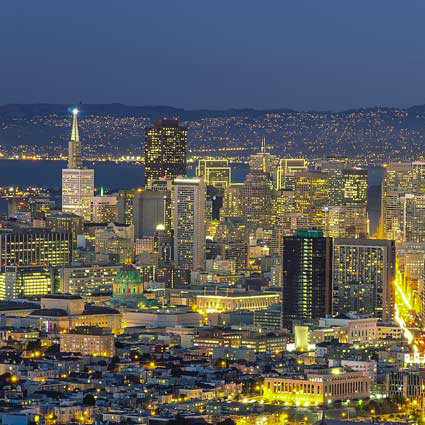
(144, 118, 187, 185)
(282, 230, 333, 327)
(173, 178, 206, 270)
(332, 238, 395, 321)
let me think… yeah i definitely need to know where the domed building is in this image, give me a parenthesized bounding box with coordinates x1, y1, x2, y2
(109, 264, 159, 309)
(113, 264, 144, 296)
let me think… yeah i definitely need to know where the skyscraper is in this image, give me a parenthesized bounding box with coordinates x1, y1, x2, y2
(318, 159, 368, 207)
(294, 171, 329, 227)
(332, 238, 395, 321)
(241, 171, 275, 228)
(133, 189, 171, 239)
(322, 206, 369, 238)
(276, 158, 308, 191)
(68, 108, 82, 169)
(62, 109, 94, 221)
(196, 159, 231, 188)
(173, 177, 206, 270)
(144, 118, 187, 185)
(249, 138, 279, 187)
(282, 230, 333, 327)
(381, 162, 414, 239)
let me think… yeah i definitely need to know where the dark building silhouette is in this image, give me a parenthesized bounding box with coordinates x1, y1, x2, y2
(144, 118, 187, 185)
(282, 229, 332, 328)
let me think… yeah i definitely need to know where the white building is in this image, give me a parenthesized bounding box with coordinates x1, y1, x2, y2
(173, 177, 206, 270)
(61, 109, 94, 221)
(62, 169, 94, 221)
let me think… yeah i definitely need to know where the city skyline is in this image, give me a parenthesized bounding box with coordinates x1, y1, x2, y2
(2, 3, 425, 425)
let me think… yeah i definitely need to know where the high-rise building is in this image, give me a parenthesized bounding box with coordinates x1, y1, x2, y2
(220, 184, 244, 220)
(294, 171, 329, 227)
(282, 230, 333, 327)
(249, 138, 280, 187)
(117, 190, 135, 225)
(399, 194, 425, 243)
(0, 228, 72, 271)
(68, 108, 82, 170)
(173, 177, 206, 270)
(318, 159, 368, 207)
(332, 238, 395, 321)
(62, 109, 94, 221)
(381, 162, 414, 239)
(322, 206, 369, 238)
(133, 189, 172, 239)
(196, 159, 231, 188)
(241, 171, 275, 227)
(276, 159, 308, 191)
(45, 211, 84, 243)
(144, 118, 187, 185)
(91, 195, 118, 223)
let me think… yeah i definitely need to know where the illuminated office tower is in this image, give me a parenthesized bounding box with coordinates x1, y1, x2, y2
(413, 161, 425, 193)
(332, 238, 395, 321)
(215, 217, 249, 272)
(274, 212, 311, 239)
(318, 159, 367, 207)
(173, 177, 206, 270)
(45, 211, 84, 247)
(249, 138, 279, 186)
(282, 230, 333, 327)
(144, 118, 187, 185)
(276, 158, 308, 190)
(381, 163, 414, 239)
(91, 195, 118, 223)
(399, 194, 425, 243)
(62, 169, 94, 221)
(0, 228, 72, 271)
(322, 206, 368, 238)
(294, 171, 329, 227)
(62, 109, 94, 221)
(133, 188, 172, 239)
(117, 190, 135, 225)
(220, 184, 244, 220)
(273, 191, 295, 219)
(1, 266, 53, 300)
(196, 159, 231, 188)
(241, 171, 275, 227)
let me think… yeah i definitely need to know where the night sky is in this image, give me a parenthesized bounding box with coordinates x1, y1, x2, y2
(2, 0, 425, 110)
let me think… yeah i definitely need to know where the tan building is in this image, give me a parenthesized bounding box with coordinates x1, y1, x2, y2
(95, 222, 134, 263)
(263, 370, 370, 405)
(60, 326, 115, 357)
(196, 292, 280, 313)
(29, 295, 122, 334)
(91, 195, 118, 223)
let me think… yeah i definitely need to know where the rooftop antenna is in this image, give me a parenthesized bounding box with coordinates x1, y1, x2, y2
(261, 136, 266, 153)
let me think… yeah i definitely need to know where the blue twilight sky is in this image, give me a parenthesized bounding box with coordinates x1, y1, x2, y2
(1, 0, 425, 110)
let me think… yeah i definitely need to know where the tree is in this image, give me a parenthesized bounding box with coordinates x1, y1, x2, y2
(83, 393, 96, 406)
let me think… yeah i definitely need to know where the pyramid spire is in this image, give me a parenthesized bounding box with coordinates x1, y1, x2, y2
(68, 108, 82, 169)
(71, 109, 80, 143)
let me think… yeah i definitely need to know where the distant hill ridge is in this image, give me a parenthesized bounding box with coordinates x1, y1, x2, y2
(1, 102, 425, 119)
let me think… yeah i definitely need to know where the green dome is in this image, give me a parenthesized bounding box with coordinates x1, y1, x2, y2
(115, 264, 142, 285)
